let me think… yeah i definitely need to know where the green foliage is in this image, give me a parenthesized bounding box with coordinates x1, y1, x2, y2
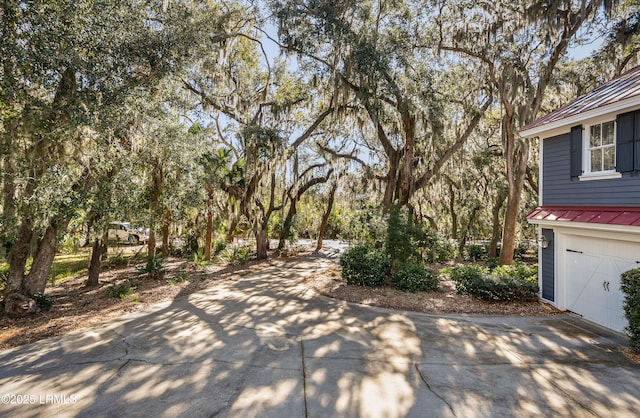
(221, 246, 253, 265)
(449, 265, 488, 294)
(33, 293, 54, 311)
(167, 275, 189, 286)
(391, 263, 439, 292)
(450, 264, 538, 301)
(49, 255, 90, 281)
(191, 250, 209, 267)
(0, 264, 8, 293)
(109, 253, 131, 268)
(342, 204, 386, 245)
(421, 233, 457, 263)
(492, 261, 537, 282)
(385, 207, 421, 271)
(621, 268, 640, 351)
(487, 257, 499, 270)
(106, 280, 138, 300)
(465, 244, 487, 261)
(467, 275, 539, 302)
(136, 257, 165, 277)
(58, 235, 82, 255)
(340, 244, 389, 287)
(241, 125, 285, 162)
(213, 239, 228, 256)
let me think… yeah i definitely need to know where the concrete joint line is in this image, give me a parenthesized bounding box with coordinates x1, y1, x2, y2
(414, 363, 457, 417)
(530, 367, 601, 418)
(101, 358, 132, 386)
(300, 339, 308, 418)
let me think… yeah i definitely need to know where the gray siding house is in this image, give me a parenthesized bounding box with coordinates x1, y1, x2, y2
(521, 66, 640, 333)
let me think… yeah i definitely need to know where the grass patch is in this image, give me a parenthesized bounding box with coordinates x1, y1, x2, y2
(50, 255, 91, 282)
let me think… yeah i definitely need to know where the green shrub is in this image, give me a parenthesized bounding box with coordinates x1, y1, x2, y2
(58, 235, 81, 254)
(466, 274, 539, 302)
(33, 293, 53, 311)
(213, 239, 227, 256)
(491, 261, 537, 282)
(421, 233, 457, 263)
(392, 263, 439, 292)
(109, 252, 130, 268)
(136, 256, 165, 277)
(221, 245, 252, 265)
(450, 265, 488, 294)
(106, 280, 138, 300)
(621, 268, 640, 351)
(465, 244, 487, 261)
(386, 207, 430, 270)
(340, 244, 389, 287)
(486, 257, 499, 270)
(450, 264, 538, 301)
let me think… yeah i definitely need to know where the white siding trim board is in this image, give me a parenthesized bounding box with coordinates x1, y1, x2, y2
(520, 99, 640, 138)
(528, 219, 640, 238)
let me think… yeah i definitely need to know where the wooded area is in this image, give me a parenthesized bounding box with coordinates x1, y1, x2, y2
(1, 0, 639, 315)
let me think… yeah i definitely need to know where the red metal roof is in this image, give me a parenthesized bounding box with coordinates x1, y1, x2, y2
(526, 206, 640, 226)
(521, 66, 640, 133)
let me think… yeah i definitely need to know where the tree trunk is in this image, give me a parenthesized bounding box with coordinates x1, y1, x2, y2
(86, 238, 103, 288)
(6, 220, 33, 295)
(204, 207, 213, 261)
(101, 229, 109, 261)
(458, 205, 481, 257)
(256, 226, 268, 260)
(489, 189, 508, 258)
(148, 161, 162, 260)
(398, 112, 416, 206)
(382, 157, 399, 209)
(1, 4, 17, 259)
(499, 117, 530, 265)
(316, 183, 337, 252)
(447, 179, 458, 240)
(162, 210, 170, 258)
(226, 215, 238, 243)
(278, 198, 297, 250)
(23, 223, 59, 296)
(148, 230, 156, 260)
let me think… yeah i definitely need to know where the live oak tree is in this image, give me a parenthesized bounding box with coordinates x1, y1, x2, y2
(272, 0, 492, 210)
(434, 0, 618, 264)
(0, 0, 219, 314)
(182, 6, 345, 259)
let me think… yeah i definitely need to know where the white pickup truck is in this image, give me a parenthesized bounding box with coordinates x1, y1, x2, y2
(107, 222, 149, 245)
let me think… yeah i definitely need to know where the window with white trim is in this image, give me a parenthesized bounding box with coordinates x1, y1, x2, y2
(586, 120, 616, 174)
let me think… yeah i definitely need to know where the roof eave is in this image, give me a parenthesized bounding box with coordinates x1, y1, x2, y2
(526, 218, 640, 235)
(520, 95, 640, 139)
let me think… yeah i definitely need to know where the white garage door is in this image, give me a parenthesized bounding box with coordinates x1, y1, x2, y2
(564, 235, 640, 333)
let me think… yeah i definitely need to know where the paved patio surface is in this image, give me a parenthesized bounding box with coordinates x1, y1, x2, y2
(1, 250, 639, 417)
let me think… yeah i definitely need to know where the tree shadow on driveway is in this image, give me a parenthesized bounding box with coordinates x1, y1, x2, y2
(0, 252, 639, 417)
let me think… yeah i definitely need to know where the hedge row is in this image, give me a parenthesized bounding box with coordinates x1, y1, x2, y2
(621, 268, 640, 351)
(449, 264, 538, 302)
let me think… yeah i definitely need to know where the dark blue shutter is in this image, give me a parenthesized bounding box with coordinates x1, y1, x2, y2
(635, 111, 640, 171)
(570, 125, 582, 178)
(617, 111, 635, 173)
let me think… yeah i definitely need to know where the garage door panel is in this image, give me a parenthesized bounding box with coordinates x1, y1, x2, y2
(564, 235, 639, 333)
(566, 251, 607, 323)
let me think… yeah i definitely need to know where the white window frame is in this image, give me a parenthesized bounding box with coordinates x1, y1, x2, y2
(579, 117, 622, 181)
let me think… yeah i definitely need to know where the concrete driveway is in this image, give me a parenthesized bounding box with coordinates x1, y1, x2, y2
(1, 250, 639, 417)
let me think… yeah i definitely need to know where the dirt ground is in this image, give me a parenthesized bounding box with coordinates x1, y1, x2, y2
(1, 252, 638, 364)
